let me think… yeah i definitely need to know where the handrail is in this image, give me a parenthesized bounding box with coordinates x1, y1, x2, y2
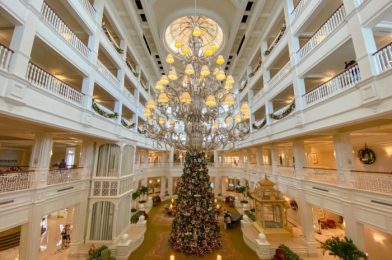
(351, 169, 392, 175)
(0, 42, 13, 53)
(0, 42, 13, 71)
(373, 41, 392, 73)
(373, 41, 392, 54)
(303, 166, 336, 171)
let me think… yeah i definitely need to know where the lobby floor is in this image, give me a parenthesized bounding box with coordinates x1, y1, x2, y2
(129, 201, 259, 260)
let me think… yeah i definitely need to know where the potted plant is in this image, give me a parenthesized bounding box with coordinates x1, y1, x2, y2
(273, 244, 300, 260)
(320, 236, 368, 260)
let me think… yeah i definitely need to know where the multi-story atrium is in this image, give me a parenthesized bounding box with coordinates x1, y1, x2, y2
(0, 0, 391, 259)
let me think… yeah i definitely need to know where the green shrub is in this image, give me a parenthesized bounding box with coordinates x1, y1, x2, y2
(240, 200, 248, 204)
(88, 245, 108, 259)
(278, 244, 300, 260)
(131, 208, 137, 213)
(130, 211, 145, 224)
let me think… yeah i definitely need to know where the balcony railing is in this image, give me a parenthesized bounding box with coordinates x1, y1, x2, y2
(26, 63, 84, 105)
(298, 5, 346, 61)
(374, 42, 392, 74)
(0, 171, 34, 193)
(351, 170, 392, 194)
(268, 61, 291, 88)
(264, 24, 286, 56)
(41, 2, 89, 58)
(291, 0, 310, 21)
(96, 59, 119, 87)
(92, 175, 133, 197)
(304, 64, 361, 106)
(0, 43, 13, 71)
(78, 0, 96, 19)
(47, 168, 82, 185)
(276, 165, 295, 176)
(303, 167, 339, 185)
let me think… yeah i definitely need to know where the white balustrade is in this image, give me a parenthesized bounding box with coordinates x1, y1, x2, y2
(26, 63, 84, 105)
(351, 171, 392, 194)
(0, 43, 13, 71)
(124, 87, 136, 102)
(41, 2, 89, 58)
(298, 5, 346, 61)
(47, 168, 82, 185)
(77, 0, 96, 19)
(0, 171, 34, 193)
(119, 176, 133, 195)
(268, 61, 291, 88)
(96, 59, 119, 87)
(291, 0, 310, 21)
(276, 166, 295, 176)
(303, 167, 338, 185)
(304, 64, 361, 106)
(374, 42, 392, 73)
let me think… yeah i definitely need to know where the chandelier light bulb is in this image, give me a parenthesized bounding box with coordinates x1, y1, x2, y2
(216, 55, 225, 65)
(159, 117, 166, 125)
(240, 102, 249, 114)
(224, 94, 235, 105)
(166, 54, 175, 64)
(169, 119, 175, 127)
(225, 117, 232, 127)
(180, 92, 192, 104)
(234, 114, 242, 123)
(158, 92, 169, 104)
(200, 65, 210, 77)
(192, 26, 202, 37)
(226, 75, 235, 85)
(224, 81, 233, 91)
(243, 111, 250, 119)
(213, 120, 219, 129)
(175, 41, 183, 49)
(181, 47, 191, 55)
(168, 68, 178, 81)
(155, 81, 165, 91)
(160, 75, 169, 86)
(216, 69, 226, 81)
(185, 64, 195, 75)
(210, 43, 218, 51)
(143, 108, 152, 117)
(205, 95, 217, 107)
(204, 48, 214, 56)
(146, 99, 156, 109)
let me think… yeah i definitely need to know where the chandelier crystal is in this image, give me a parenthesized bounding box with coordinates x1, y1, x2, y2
(142, 16, 249, 152)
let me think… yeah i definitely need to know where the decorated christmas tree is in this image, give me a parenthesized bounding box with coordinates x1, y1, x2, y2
(169, 152, 221, 255)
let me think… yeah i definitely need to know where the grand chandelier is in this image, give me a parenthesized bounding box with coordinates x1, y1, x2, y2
(142, 16, 250, 152)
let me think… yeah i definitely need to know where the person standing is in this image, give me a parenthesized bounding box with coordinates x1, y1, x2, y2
(59, 159, 66, 170)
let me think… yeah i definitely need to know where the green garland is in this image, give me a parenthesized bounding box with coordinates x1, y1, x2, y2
(137, 127, 147, 134)
(239, 80, 248, 92)
(252, 118, 267, 130)
(102, 22, 124, 54)
(121, 119, 135, 128)
(92, 101, 118, 119)
(270, 101, 295, 120)
(264, 24, 286, 56)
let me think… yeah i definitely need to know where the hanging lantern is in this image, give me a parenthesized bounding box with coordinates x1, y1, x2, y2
(166, 54, 175, 64)
(224, 94, 235, 105)
(200, 65, 210, 77)
(158, 92, 169, 104)
(160, 75, 169, 86)
(192, 26, 202, 37)
(216, 69, 226, 81)
(146, 99, 156, 109)
(216, 55, 225, 65)
(205, 95, 217, 107)
(168, 67, 178, 81)
(185, 64, 195, 75)
(180, 92, 192, 104)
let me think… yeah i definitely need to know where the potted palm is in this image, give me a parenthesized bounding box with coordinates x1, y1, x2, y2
(320, 236, 368, 260)
(138, 186, 149, 204)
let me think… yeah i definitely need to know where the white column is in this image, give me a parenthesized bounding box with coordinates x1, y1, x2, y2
(256, 148, 262, 167)
(213, 150, 219, 166)
(8, 0, 43, 78)
(168, 177, 173, 196)
(115, 100, 123, 124)
(160, 176, 167, 198)
(293, 140, 306, 179)
(299, 202, 318, 256)
(82, 76, 95, 110)
(79, 140, 95, 179)
(333, 133, 354, 187)
(19, 204, 44, 260)
(68, 190, 89, 257)
(270, 144, 280, 175)
(343, 203, 365, 251)
(342, 0, 378, 78)
(29, 133, 53, 187)
(265, 101, 273, 125)
(169, 148, 174, 165)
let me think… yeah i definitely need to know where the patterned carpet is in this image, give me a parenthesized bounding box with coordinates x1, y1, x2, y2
(129, 201, 259, 260)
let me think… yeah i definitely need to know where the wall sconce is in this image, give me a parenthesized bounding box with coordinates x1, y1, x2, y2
(373, 234, 385, 244)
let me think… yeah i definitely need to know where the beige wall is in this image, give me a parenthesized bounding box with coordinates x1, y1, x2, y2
(364, 224, 392, 260)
